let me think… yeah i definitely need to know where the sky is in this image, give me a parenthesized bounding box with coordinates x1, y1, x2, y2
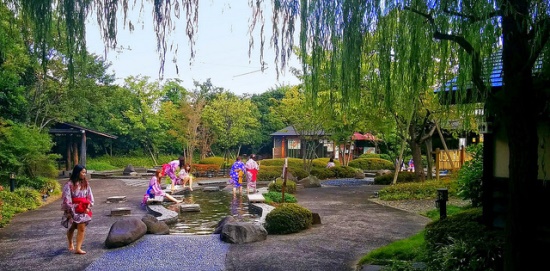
(85, 1, 301, 96)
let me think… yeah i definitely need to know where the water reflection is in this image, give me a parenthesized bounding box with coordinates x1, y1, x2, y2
(165, 190, 259, 235)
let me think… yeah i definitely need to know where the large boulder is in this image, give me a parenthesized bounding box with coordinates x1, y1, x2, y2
(141, 214, 170, 235)
(220, 222, 267, 244)
(104, 217, 147, 249)
(298, 175, 321, 188)
(214, 216, 237, 234)
(123, 165, 136, 176)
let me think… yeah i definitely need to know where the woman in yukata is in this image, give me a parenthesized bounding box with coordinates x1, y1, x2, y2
(61, 165, 94, 255)
(162, 156, 185, 192)
(229, 156, 246, 195)
(178, 164, 193, 191)
(143, 169, 182, 205)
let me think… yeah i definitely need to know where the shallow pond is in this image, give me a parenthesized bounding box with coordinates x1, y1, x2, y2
(163, 190, 260, 235)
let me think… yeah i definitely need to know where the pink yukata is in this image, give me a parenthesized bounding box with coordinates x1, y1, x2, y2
(163, 159, 182, 187)
(61, 181, 94, 228)
(142, 176, 166, 205)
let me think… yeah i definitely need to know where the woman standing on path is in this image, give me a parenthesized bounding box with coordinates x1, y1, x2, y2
(61, 165, 94, 255)
(229, 156, 246, 195)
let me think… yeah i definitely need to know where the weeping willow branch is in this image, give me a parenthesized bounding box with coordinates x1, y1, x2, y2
(404, 6, 488, 98)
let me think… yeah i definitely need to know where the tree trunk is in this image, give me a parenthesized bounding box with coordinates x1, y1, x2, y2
(425, 138, 433, 179)
(501, 4, 541, 268)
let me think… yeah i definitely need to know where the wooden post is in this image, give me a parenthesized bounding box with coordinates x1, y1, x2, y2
(80, 130, 87, 167)
(459, 145, 465, 168)
(281, 158, 288, 203)
(435, 148, 440, 181)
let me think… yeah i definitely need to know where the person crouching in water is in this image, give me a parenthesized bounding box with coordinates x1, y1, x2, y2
(143, 169, 182, 205)
(229, 156, 246, 195)
(178, 163, 193, 191)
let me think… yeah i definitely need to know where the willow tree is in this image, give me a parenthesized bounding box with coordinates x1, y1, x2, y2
(8, 0, 550, 268)
(272, 1, 548, 270)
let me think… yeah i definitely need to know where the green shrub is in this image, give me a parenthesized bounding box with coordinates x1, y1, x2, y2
(257, 166, 284, 182)
(348, 158, 394, 170)
(268, 179, 297, 194)
(265, 203, 313, 234)
(288, 168, 308, 180)
(311, 158, 340, 168)
(457, 143, 483, 207)
(198, 156, 226, 167)
(261, 158, 303, 168)
(0, 187, 43, 227)
(263, 191, 297, 204)
(374, 172, 417, 185)
(310, 167, 336, 179)
(424, 208, 504, 271)
(330, 166, 359, 178)
(86, 161, 118, 171)
(377, 179, 459, 200)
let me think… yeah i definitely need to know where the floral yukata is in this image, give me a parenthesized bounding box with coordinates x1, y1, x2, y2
(61, 181, 94, 228)
(245, 158, 259, 192)
(162, 159, 181, 187)
(229, 160, 246, 188)
(142, 176, 166, 205)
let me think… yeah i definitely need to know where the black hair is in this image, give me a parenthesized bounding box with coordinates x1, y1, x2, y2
(70, 164, 88, 189)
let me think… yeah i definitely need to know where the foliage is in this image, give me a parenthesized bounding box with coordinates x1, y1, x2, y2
(87, 155, 175, 169)
(0, 120, 57, 177)
(348, 158, 394, 170)
(311, 158, 339, 168)
(329, 166, 360, 179)
(262, 191, 297, 204)
(268, 179, 297, 194)
(374, 172, 418, 185)
(424, 208, 504, 271)
(191, 164, 220, 175)
(377, 179, 458, 200)
(261, 158, 304, 168)
(287, 167, 309, 180)
(309, 167, 336, 179)
(86, 161, 118, 171)
(457, 143, 483, 207)
(198, 156, 226, 167)
(359, 153, 391, 161)
(358, 231, 427, 266)
(202, 92, 260, 156)
(257, 166, 284, 182)
(265, 203, 313, 234)
(0, 187, 43, 227)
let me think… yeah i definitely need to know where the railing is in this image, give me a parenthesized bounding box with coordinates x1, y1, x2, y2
(434, 147, 472, 179)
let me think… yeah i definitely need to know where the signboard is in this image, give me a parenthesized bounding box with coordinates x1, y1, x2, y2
(364, 147, 376, 154)
(288, 139, 301, 149)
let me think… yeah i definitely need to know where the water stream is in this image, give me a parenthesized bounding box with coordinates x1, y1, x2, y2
(163, 190, 260, 235)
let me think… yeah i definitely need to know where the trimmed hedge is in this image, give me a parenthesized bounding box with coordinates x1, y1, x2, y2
(373, 172, 418, 185)
(268, 179, 297, 194)
(348, 158, 394, 170)
(265, 203, 313, 234)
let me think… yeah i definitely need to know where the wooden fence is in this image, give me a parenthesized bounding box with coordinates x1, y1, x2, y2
(434, 147, 472, 179)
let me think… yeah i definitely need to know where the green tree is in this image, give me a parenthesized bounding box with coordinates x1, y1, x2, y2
(202, 92, 260, 159)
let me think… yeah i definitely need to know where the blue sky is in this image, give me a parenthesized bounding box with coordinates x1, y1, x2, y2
(85, 1, 301, 95)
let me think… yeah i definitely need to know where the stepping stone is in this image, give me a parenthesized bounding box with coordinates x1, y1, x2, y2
(247, 193, 265, 203)
(106, 196, 127, 203)
(203, 186, 220, 192)
(147, 196, 165, 205)
(180, 204, 201, 212)
(110, 207, 131, 216)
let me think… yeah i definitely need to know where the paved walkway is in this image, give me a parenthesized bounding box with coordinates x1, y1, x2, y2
(0, 177, 430, 271)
